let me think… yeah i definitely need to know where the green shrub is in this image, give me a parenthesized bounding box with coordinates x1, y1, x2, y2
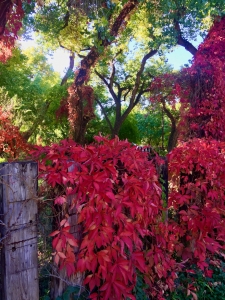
(165, 260, 225, 300)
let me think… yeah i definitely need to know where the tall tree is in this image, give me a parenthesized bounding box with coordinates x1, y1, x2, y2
(23, 0, 224, 144)
(66, 0, 139, 143)
(94, 49, 158, 137)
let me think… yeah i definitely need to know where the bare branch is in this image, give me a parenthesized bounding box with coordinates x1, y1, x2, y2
(113, 49, 123, 60)
(123, 88, 131, 102)
(78, 54, 86, 58)
(130, 49, 157, 105)
(161, 95, 178, 151)
(112, 80, 121, 90)
(109, 63, 115, 89)
(61, 52, 75, 86)
(95, 70, 109, 87)
(174, 20, 197, 56)
(134, 83, 149, 106)
(80, 48, 91, 52)
(58, 38, 73, 52)
(95, 70, 119, 104)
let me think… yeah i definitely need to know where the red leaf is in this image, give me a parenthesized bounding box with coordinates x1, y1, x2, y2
(106, 191, 116, 201)
(49, 230, 60, 237)
(55, 196, 67, 205)
(65, 262, 75, 277)
(67, 237, 78, 247)
(58, 251, 67, 259)
(132, 251, 146, 272)
(89, 293, 98, 299)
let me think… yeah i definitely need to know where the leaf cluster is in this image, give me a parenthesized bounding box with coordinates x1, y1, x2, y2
(0, 106, 30, 160)
(32, 136, 176, 299)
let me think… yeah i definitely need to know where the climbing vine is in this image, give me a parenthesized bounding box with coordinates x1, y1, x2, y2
(0, 0, 25, 62)
(32, 136, 179, 299)
(0, 107, 29, 159)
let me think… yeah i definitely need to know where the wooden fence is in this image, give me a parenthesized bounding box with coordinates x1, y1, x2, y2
(0, 156, 168, 299)
(0, 162, 39, 300)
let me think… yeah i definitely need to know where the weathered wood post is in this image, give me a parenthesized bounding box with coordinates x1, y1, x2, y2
(0, 161, 39, 300)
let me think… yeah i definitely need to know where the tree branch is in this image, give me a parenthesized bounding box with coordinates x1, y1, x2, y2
(110, 0, 139, 37)
(95, 70, 119, 104)
(123, 88, 131, 102)
(80, 48, 91, 52)
(78, 54, 86, 59)
(113, 49, 123, 60)
(22, 101, 51, 141)
(121, 83, 149, 123)
(68, 0, 139, 141)
(58, 38, 73, 52)
(0, 0, 12, 36)
(134, 82, 149, 106)
(95, 70, 109, 87)
(161, 95, 178, 152)
(130, 49, 157, 105)
(174, 20, 197, 56)
(73, 0, 139, 87)
(111, 80, 121, 90)
(61, 10, 70, 30)
(95, 97, 114, 133)
(61, 52, 75, 86)
(109, 63, 115, 89)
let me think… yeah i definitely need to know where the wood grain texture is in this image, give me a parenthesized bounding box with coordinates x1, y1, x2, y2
(0, 162, 39, 300)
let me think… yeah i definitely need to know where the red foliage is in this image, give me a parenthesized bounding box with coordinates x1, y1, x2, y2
(0, 107, 30, 158)
(56, 97, 68, 119)
(150, 16, 225, 142)
(0, 0, 25, 62)
(168, 139, 225, 269)
(149, 72, 187, 108)
(66, 84, 95, 130)
(149, 15, 225, 287)
(30, 16, 225, 300)
(32, 136, 178, 299)
(180, 16, 225, 141)
(82, 86, 95, 118)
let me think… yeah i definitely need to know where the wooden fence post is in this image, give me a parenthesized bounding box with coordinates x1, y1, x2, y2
(0, 161, 39, 300)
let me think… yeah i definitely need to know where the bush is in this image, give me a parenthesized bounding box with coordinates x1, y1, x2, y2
(165, 259, 225, 300)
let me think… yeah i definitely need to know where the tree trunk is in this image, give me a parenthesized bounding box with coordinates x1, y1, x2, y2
(67, 1, 139, 143)
(0, 0, 12, 36)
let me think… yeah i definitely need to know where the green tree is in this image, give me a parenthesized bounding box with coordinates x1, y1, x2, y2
(93, 52, 172, 138)
(0, 47, 68, 143)
(21, 0, 224, 145)
(136, 106, 171, 152)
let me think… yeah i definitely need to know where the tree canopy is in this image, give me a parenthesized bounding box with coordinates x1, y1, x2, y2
(1, 0, 223, 146)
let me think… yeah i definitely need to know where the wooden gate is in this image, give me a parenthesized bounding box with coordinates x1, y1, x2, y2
(0, 161, 39, 300)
